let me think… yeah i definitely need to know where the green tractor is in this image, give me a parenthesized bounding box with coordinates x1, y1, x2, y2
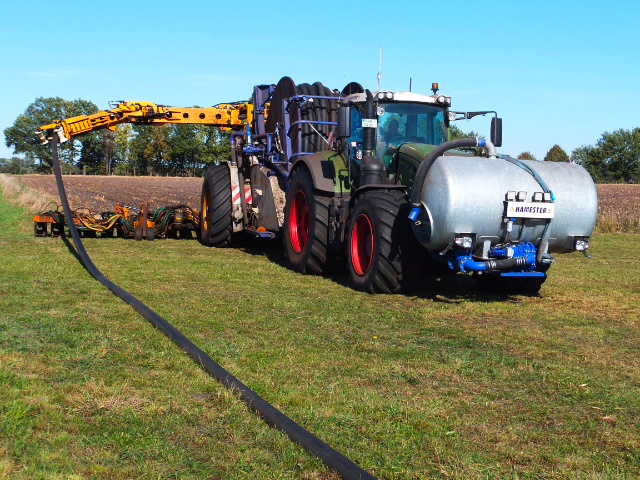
(201, 78, 597, 294)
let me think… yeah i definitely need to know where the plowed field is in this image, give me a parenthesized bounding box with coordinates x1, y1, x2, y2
(15, 175, 202, 212)
(12, 175, 640, 231)
(596, 184, 640, 217)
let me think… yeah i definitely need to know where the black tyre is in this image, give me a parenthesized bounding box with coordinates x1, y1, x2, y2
(134, 225, 143, 241)
(283, 169, 330, 274)
(347, 190, 424, 294)
(200, 164, 234, 247)
(146, 228, 155, 241)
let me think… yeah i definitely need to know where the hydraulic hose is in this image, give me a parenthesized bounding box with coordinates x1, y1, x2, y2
(49, 136, 376, 480)
(460, 255, 533, 272)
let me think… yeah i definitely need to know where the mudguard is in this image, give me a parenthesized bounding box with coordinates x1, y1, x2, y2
(291, 151, 349, 196)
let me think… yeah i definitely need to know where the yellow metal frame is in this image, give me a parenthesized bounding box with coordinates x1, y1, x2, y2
(37, 100, 260, 144)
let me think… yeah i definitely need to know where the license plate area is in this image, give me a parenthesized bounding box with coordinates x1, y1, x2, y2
(505, 201, 554, 219)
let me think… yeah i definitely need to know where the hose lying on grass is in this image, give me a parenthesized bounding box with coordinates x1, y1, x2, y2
(49, 135, 375, 480)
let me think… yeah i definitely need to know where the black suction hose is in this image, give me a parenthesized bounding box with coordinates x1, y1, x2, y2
(410, 138, 480, 207)
(49, 136, 376, 480)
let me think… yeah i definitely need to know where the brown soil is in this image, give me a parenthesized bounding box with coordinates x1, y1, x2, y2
(595, 184, 640, 218)
(12, 175, 640, 221)
(14, 175, 202, 213)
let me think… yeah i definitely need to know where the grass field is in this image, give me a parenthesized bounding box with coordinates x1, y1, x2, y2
(1, 181, 639, 479)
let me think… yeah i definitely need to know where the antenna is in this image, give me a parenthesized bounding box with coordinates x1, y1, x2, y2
(410, 77, 412, 92)
(377, 47, 381, 91)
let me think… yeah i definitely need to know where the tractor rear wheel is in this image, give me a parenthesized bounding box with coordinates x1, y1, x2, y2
(200, 164, 234, 247)
(283, 169, 330, 274)
(347, 190, 423, 294)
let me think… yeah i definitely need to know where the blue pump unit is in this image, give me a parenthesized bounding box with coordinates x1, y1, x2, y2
(439, 241, 541, 277)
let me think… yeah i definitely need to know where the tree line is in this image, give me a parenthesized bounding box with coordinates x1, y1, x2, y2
(3, 97, 231, 176)
(4, 98, 640, 182)
(451, 124, 640, 183)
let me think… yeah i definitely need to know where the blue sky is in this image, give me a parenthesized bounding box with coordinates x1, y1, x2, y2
(1, 0, 638, 160)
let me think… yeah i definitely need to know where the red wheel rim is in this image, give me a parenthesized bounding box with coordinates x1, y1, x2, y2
(289, 191, 309, 253)
(351, 214, 373, 276)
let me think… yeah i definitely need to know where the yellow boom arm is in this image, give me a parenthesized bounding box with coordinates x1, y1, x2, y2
(36, 100, 254, 145)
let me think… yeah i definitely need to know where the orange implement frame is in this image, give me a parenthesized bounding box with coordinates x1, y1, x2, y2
(33, 202, 155, 239)
(36, 100, 256, 145)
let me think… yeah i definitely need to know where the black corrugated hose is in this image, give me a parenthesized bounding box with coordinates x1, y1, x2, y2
(410, 137, 480, 207)
(49, 136, 376, 480)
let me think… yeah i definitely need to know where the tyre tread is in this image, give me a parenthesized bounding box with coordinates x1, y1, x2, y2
(201, 164, 234, 247)
(349, 189, 425, 294)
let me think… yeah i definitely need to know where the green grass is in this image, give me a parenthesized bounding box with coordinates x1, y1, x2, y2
(1, 186, 639, 479)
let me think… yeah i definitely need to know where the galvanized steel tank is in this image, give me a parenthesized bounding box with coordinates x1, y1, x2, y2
(411, 156, 598, 253)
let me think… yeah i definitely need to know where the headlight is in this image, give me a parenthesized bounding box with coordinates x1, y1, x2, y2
(506, 191, 516, 201)
(437, 95, 446, 104)
(377, 92, 385, 100)
(543, 192, 552, 202)
(533, 192, 543, 202)
(445, 96, 451, 106)
(517, 191, 527, 202)
(454, 236, 473, 249)
(386, 91, 393, 99)
(575, 239, 589, 251)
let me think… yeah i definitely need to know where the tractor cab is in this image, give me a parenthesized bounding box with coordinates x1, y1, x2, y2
(341, 90, 451, 188)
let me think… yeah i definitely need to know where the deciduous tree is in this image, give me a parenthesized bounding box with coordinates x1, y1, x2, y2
(4, 97, 99, 173)
(517, 151, 538, 161)
(114, 124, 134, 175)
(572, 128, 640, 183)
(544, 144, 569, 163)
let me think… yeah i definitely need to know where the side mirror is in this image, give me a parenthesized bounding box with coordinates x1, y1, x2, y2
(491, 117, 502, 147)
(336, 106, 350, 137)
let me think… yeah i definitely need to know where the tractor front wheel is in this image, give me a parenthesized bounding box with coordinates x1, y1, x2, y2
(347, 190, 423, 294)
